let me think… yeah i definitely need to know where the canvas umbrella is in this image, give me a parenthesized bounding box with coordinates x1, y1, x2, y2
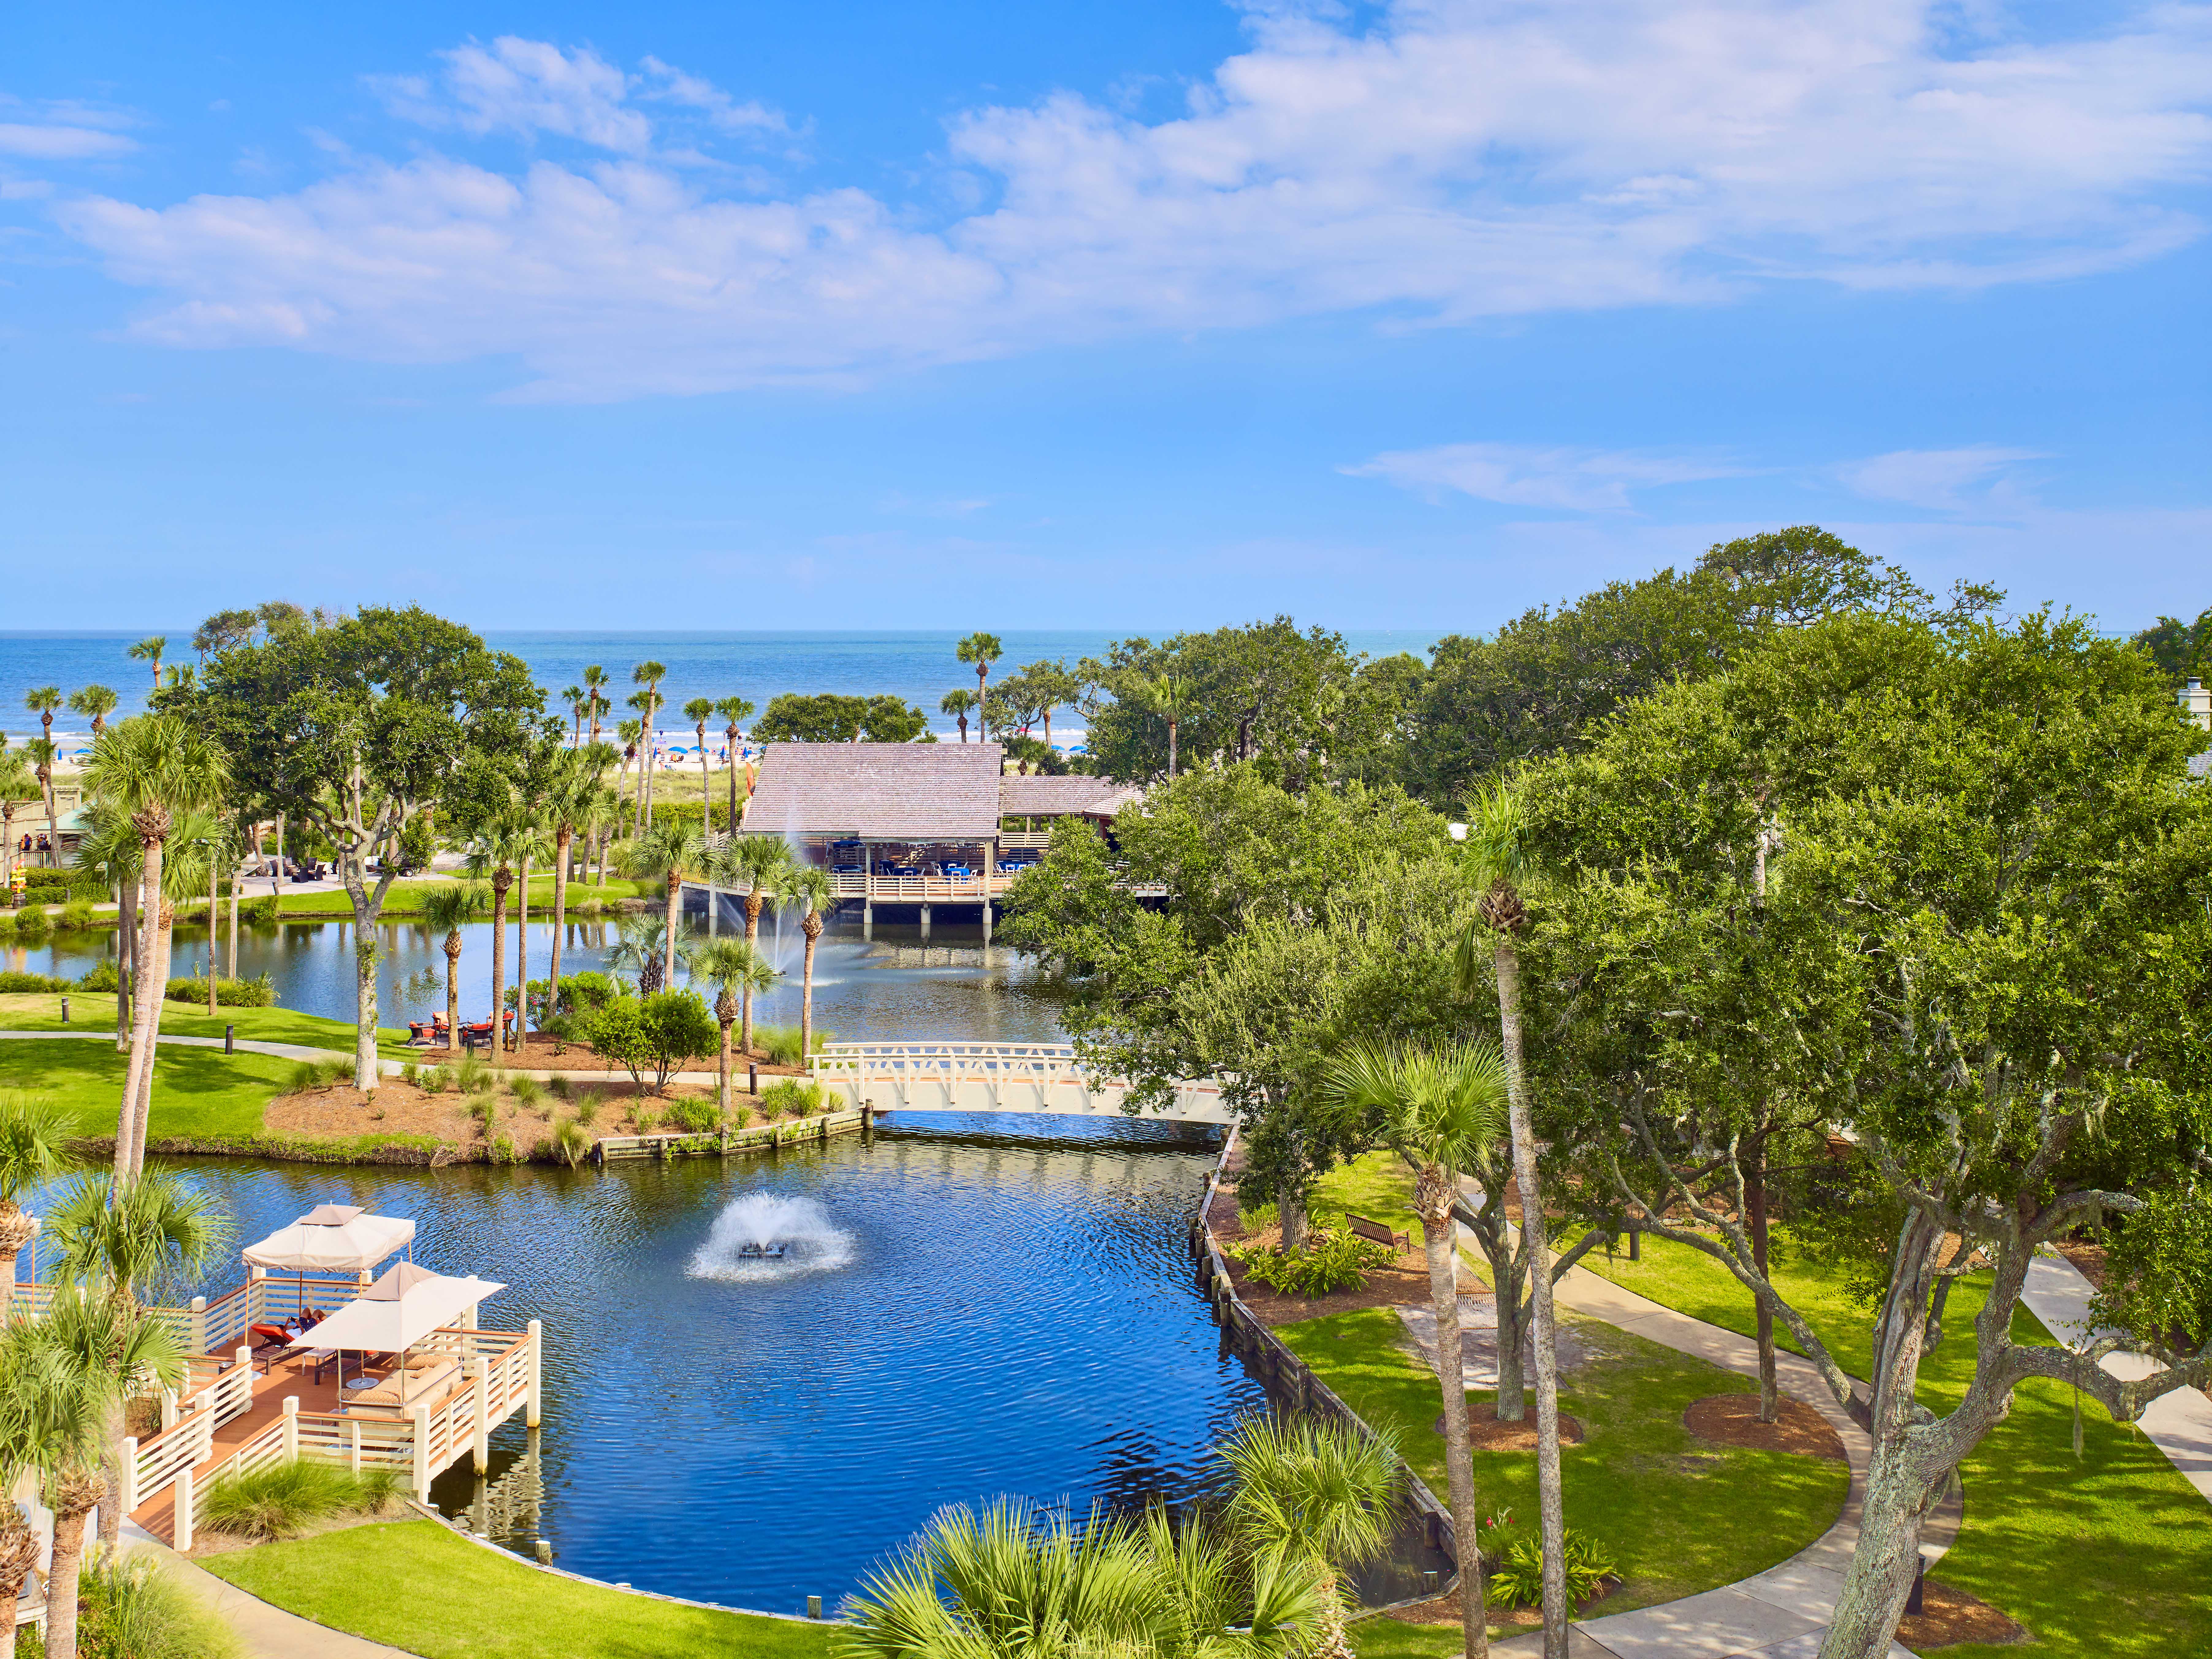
(297, 1262, 505, 1403)
(242, 1204, 415, 1274)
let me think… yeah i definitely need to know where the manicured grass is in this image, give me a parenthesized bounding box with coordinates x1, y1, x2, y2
(1311, 1148, 1422, 1240)
(204, 1520, 835, 1659)
(1583, 1232, 2212, 1658)
(254, 875, 644, 917)
(0, 993, 414, 1057)
(0, 1038, 283, 1138)
(1281, 1304, 1847, 1642)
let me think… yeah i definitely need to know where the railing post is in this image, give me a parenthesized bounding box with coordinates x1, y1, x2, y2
(248, 1264, 266, 1322)
(161, 1386, 178, 1432)
(282, 1395, 299, 1460)
(469, 1357, 491, 1474)
(173, 1465, 194, 1552)
(412, 1404, 433, 1502)
(119, 1436, 139, 1517)
(187, 1295, 207, 1357)
(349, 1417, 363, 1475)
(526, 1319, 543, 1429)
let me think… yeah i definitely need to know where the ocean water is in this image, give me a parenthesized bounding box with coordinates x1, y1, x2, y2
(0, 628, 1441, 746)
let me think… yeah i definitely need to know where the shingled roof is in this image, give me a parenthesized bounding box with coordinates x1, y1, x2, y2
(998, 774, 1143, 819)
(742, 742, 1005, 839)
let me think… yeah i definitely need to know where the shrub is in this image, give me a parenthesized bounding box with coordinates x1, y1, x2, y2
(199, 1456, 378, 1542)
(76, 960, 119, 993)
(246, 894, 280, 927)
(547, 1074, 573, 1100)
(1228, 1226, 1395, 1297)
(557, 970, 618, 1016)
(455, 1056, 488, 1093)
(538, 1012, 575, 1055)
(164, 974, 276, 1008)
(77, 1547, 244, 1659)
(0, 970, 70, 993)
(507, 1075, 543, 1108)
(400, 1062, 420, 1087)
(584, 990, 716, 1095)
(760, 1078, 824, 1118)
(491, 1133, 520, 1165)
(632, 1105, 662, 1134)
(13, 906, 50, 946)
(573, 1090, 600, 1125)
(728, 1104, 753, 1130)
(549, 1116, 594, 1168)
(757, 1023, 832, 1066)
(1237, 1199, 1280, 1232)
(57, 896, 97, 931)
(0, 913, 15, 945)
(468, 1094, 498, 1131)
(418, 1065, 450, 1095)
(285, 1060, 347, 1093)
(1487, 1530, 1618, 1608)
(669, 1097, 719, 1133)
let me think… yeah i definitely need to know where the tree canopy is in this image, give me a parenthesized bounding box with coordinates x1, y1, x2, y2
(754, 693, 932, 743)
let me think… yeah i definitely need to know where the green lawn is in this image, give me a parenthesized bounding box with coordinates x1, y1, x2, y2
(0, 1038, 283, 1138)
(1280, 1305, 1848, 1657)
(1311, 1149, 1422, 1241)
(260, 875, 644, 917)
(0, 993, 414, 1057)
(1583, 1232, 2212, 1658)
(203, 1520, 836, 1659)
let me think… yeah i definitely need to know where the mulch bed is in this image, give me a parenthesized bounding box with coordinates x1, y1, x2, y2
(1683, 1393, 1846, 1460)
(401, 1029, 808, 1076)
(1898, 1580, 2029, 1648)
(1207, 1199, 1436, 1327)
(1371, 1579, 1617, 1628)
(1432, 1412, 1587, 1450)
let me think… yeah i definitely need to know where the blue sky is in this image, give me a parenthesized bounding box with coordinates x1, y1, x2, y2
(4, 0, 2207, 634)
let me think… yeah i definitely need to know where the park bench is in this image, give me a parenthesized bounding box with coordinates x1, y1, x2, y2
(1345, 1214, 1409, 1252)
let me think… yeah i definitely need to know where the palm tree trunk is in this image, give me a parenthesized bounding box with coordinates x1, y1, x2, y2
(1419, 1172, 1489, 1659)
(551, 827, 570, 1007)
(115, 879, 136, 1054)
(445, 936, 462, 1054)
(131, 898, 175, 1171)
(0, 1501, 37, 1639)
(801, 915, 820, 1060)
(0, 1209, 30, 1321)
(718, 1014, 733, 1116)
(206, 850, 219, 1016)
(1168, 718, 1178, 778)
(227, 850, 240, 978)
(98, 1393, 124, 1548)
(726, 734, 740, 832)
(741, 895, 763, 1055)
(1495, 936, 1568, 1659)
(663, 871, 681, 993)
(699, 733, 710, 826)
(42, 1490, 97, 1659)
(116, 844, 166, 1181)
(489, 879, 509, 1072)
(516, 853, 532, 1053)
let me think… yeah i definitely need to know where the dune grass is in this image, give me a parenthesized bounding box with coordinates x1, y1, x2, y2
(203, 1519, 835, 1659)
(1581, 1231, 2212, 1658)
(1278, 1305, 1848, 1657)
(0, 1038, 287, 1138)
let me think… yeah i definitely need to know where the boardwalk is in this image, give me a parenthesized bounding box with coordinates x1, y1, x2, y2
(809, 1041, 1231, 1123)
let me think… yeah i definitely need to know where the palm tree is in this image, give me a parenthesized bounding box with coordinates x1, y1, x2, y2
(604, 913, 673, 996)
(420, 883, 485, 1054)
(22, 688, 61, 864)
(0, 1317, 102, 1638)
(546, 749, 601, 1004)
(940, 687, 977, 743)
(0, 745, 35, 894)
(127, 636, 166, 691)
(83, 715, 231, 1181)
(782, 864, 836, 1062)
(955, 634, 1002, 743)
(689, 938, 775, 1116)
(581, 664, 610, 748)
(1134, 671, 1193, 778)
(511, 820, 552, 1053)
(0, 1093, 74, 1320)
(48, 1169, 223, 1554)
(632, 661, 667, 826)
(714, 697, 754, 834)
(170, 814, 233, 1016)
(67, 683, 118, 743)
(561, 684, 586, 746)
(464, 816, 533, 1071)
(1452, 778, 1569, 1659)
(625, 819, 700, 996)
(70, 803, 139, 1052)
(710, 836, 793, 1055)
(683, 697, 716, 826)
(1220, 1413, 1405, 1659)
(1321, 1039, 1511, 1659)
(623, 695, 655, 836)
(23, 1284, 187, 1653)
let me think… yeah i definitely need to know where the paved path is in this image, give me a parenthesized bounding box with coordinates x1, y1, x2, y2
(0, 1029, 728, 1087)
(120, 1522, 420, 1658)
(2018, 1245, 2212, 1505)
(1459, 1211, 1936, 1659)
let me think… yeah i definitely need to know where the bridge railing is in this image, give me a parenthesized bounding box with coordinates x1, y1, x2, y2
(808, 1043, 1231, 1122)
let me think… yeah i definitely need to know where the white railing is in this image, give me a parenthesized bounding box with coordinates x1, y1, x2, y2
(809, 1042, 1231, 1123)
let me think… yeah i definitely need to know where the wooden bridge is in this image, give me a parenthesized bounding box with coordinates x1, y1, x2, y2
(808, 1042, 1231, 1123)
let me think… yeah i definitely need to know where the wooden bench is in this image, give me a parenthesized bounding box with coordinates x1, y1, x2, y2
(1346, 1214, 1409, 1252)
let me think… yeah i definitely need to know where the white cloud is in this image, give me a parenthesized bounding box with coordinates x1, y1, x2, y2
(1834, 445, 2050, 512)
(1345, 442, 1744, 512)
(52, 1, 2212, 398)
(0, 98, 139, 160)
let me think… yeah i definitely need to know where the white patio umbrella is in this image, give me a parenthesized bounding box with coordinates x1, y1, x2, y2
(298, 1262, 505, 1404)
(241, 1204, 415, 1275)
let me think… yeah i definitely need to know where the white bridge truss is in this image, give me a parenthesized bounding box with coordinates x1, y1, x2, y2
(809, 1042, 1231, 1123)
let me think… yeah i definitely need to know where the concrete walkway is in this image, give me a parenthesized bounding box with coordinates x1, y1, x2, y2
(1463, 1219, 1933, 1659)
(2019, 1245, 2212, 1505)
(120, 1522, 419, 1659)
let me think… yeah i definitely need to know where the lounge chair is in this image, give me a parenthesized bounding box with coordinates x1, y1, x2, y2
(342, 1356, 463, 1413)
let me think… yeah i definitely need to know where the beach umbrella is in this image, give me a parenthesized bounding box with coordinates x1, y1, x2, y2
(298, 1263, 505, 1402)
(242, 1204, 415, 1274)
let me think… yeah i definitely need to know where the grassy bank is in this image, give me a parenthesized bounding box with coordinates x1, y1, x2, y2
(256, 874, 645, 917)
(203, 1520, 835, 1659)
(1288, 1307, 1848, 1658)
(1582, 1234, 2211, 1657)
(0, 993, 414, 1056)
(0, 1039, 287, 1138)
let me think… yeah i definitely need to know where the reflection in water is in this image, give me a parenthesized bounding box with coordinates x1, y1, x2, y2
(25, 1114, 1259, 1615)
(7, 915, 1063, 1043)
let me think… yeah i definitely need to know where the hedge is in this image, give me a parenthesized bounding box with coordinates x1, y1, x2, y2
(164, 975, 278, 1008)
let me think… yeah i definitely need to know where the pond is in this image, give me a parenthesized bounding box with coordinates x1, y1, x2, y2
(7, 913, 1062, 1045)
(26, 1115, 1269, 1615)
